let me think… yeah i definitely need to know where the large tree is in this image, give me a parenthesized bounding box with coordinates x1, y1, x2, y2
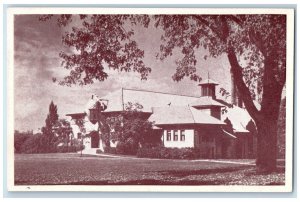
(53, 119, 73, 146)
(42, 101, 59, 141)
(154, 15, 286, 172)
(41, 14, 287, 172)
(101, 102, 154, 154)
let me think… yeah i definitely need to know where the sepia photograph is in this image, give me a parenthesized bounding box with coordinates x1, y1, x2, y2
(6, 7, 294, 192)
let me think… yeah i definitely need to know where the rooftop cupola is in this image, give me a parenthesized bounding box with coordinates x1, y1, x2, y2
(198, 78, 219, 99)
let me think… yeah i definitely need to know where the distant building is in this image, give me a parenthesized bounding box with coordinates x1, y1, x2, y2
(66, 79, 257, 159)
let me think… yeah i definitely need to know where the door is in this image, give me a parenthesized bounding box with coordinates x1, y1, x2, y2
(90, 131, 100, 148)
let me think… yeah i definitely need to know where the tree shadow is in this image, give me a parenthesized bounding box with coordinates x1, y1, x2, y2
(159, 166, 252, 178)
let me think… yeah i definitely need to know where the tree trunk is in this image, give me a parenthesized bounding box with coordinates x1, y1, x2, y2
(255, 117, 278, 172)
(226, 47, 284, 173)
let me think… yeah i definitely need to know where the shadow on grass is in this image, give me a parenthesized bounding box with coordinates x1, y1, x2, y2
(159, 166, 253, 178)
(32, 179, 226, 185)
(243, 166, 285, 176)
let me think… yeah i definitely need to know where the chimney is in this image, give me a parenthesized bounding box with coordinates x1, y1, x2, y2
(231, 72, 243, 107)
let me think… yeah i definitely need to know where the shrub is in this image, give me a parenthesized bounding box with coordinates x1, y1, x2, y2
(137, 147, 202, 159)
(103, 146, 117, 154)
(14, 132, 31, 153)
(96, 149, 103, 154)
(56, 145, 84, 153)
(16, 132, 84, 154)
(19, 134, 56, 154)
(115, 141, 137, 155)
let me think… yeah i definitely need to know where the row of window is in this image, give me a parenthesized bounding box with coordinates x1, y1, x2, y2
(166, 130, 185, 141)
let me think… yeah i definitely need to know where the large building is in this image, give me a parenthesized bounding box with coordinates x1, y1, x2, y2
(66, 79, 257, 159)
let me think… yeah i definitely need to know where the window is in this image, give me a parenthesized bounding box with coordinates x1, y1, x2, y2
(166, 130, 171, 141)
(174, 130, 178, 141)
(180, 130, 185, 141)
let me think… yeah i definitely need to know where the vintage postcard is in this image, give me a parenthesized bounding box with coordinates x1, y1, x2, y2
(6, 7, 294, 192)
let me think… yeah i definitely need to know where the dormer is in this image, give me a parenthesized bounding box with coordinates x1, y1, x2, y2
(198, 79, 219, 100)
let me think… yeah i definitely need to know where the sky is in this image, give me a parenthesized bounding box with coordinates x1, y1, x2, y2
(14, 15, 233, 132)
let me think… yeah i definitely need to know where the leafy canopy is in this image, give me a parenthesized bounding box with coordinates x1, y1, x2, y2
(40, 14, 286, 104)
(154, 15, 286, 99)
(40, 14, 151, 86)
(101, 102, 153, 147)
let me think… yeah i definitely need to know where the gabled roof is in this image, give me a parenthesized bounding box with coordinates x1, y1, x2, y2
(101, 89, 124, 112)
(65, 88, 254, 132)
(221, 106, 252, 133)
(149, 106, 225, 125)
(101, 88, 200, 113)
(189, 96, 224, 107)
(66, 112, 86, 118)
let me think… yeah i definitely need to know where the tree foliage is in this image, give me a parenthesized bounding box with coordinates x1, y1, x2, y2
(42, 101, 59, 140)
(154, 15, 285, 107)
(14, 118, 74, 154)
(53, 119, 73, 145)
(14, 102, 75, 153)
(41, 14, 287, 171)
(101, 102, 154, 153)
(14, 130, 32, 153)
(40, 15, 151, 86)
(154, 15, 286, 171)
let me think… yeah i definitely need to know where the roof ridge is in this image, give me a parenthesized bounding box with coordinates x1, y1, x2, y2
(187, 106, 196, 124)
(152, 105, 190, 109)
(122, 87, 200, 98)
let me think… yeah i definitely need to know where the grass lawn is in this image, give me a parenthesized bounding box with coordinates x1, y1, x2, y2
(14, 153, 285, 185)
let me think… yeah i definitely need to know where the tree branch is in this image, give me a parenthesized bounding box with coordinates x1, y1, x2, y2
(248, 29, 267, 57)
(227, 47, 260, 121)
(192, 16, 223, 39)
(219, 18, 260, 122)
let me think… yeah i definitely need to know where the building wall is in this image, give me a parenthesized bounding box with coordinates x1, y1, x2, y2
(195, 129, 217, 158)
(163, 129, 194, 148)
(198, 108, 211, 116)
(67, 116, 99, 150)
(211, 107, 221, 120)
(195, 107, 221, 120)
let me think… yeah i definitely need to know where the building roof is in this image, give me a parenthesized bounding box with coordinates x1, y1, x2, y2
(65, 88, 255, 133)
(189, 96, 224, 107)
(149, 106, 225, 125)
(198, 79, 219, 85)
(221, 106, 252, 133)
(101, 88, 200, 113)
(84, 94, 102, 111)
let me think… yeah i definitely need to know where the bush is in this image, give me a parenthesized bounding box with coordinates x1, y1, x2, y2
(56, 145, 84, 153)
(19, 134, 56, 154)
(14, 132, 31, 153)
(137, 147, 202, 159)
(115, 141, 137, 155)
(103, 147, 117, 154)
(16, 132, 84, 154)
